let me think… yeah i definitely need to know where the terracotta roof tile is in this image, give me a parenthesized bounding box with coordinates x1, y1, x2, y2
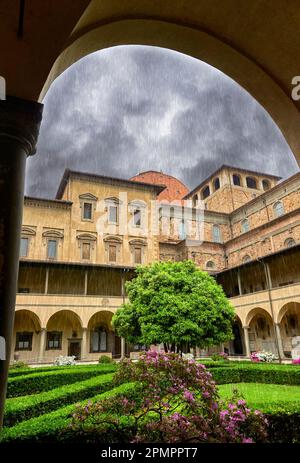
(130, 171, 189, 203)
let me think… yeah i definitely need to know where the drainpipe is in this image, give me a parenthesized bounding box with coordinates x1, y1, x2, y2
(256, 258, 282, 363)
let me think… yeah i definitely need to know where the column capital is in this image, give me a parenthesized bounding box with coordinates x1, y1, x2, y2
(0, 96, 43, 156)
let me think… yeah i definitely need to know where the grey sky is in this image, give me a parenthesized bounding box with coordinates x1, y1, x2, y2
(25, 45, 298, 198)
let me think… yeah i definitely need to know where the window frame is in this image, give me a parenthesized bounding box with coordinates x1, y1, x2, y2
(47, 239, 58, 259)
(133, 208, 142, 227)
(81, 241, 91, 260)
(206, 261, 215, 270)
(90, 326, 107, 353)
(212, 224, 222, 243)
(201, 185, 210, 200)
(46, 331, 62, 350)
(20, 236, 29, 257)
(246, 176, 257, 189)
(232, 174, 241, 186)
(82, 202, 93, 221)
(15, 332, 33, 351)
(273, 201, 285, 217)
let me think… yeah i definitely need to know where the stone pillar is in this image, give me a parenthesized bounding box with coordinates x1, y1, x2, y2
(243, 326, 251, 357)
(0, 97, 43, 427)
(275, 323, 285, 359)
(81, 328, 88, 361)
(38, 328, 47, 363)
(84, 270, 88, 296)
(44, 268, 49, 294)
(121, 337, 126, 359)
(237, 270, 242, 295)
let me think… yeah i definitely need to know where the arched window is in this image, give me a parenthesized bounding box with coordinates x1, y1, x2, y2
(241, 219, 250, 233)
(201, 185, 210, 199)
(91, 326, 107, 352)
(192, 194, 198, 207)
(246, 176, 257, 189)
(262, 179, 271, 191)
(213, 177, 220, 191)
(285, 237, 296, 248)
(232, 174, 241, 186)
(206, 261, 215, 269)
(243, 255, 251, 263)
(273, 201, 284, 217)
(212, 224, 222, 243)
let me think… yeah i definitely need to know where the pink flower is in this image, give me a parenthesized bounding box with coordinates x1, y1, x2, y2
(183, 390, 195, 403)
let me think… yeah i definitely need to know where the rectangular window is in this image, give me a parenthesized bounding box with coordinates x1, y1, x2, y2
(108, 244, 117, 263)
(134, 247, 142, 264)
(133, 209, 141, 226)
(20, 237, 28, 257)
(47, 239, 57, 259)
(16, 332, 33, 351)
(82, 242, 91, 260)
(46, 332, 62, 350)
(109, 205, 118, 223)
(83, 202, 92, 220)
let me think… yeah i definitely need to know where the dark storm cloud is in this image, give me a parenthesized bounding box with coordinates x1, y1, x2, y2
(25, 46, 298, 198)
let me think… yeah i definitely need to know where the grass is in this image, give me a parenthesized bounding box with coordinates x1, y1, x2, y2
(218, 382, 300, 413)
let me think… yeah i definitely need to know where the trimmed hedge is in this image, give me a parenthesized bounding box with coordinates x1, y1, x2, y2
(4, 373, 115, 427)
(7, 365, 116, 397)
(0, 383, 136, 443)
(8, 363, 117, 378)
(211, 364, 300, 385)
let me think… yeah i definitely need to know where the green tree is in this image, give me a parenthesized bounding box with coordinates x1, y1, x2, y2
(112, 260, 235, 353)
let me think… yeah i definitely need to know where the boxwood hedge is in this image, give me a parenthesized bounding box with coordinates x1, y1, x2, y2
(8, 363, 117, 378)
(7, 364, 116, 397)
(210, 364, 300, 385)
(0, 382, 136, 443)
(4, 373, 115, 427)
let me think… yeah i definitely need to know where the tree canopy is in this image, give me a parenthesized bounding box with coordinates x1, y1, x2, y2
(112, 260, 235, 352)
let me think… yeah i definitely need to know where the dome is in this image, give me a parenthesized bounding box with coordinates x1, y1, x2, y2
(130, 171, 189, 202)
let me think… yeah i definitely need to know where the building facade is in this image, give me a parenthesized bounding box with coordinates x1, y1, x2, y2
(13, 166, 300, 363)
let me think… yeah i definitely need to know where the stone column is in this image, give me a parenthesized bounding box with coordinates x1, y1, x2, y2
(275, 323, 285, 360)
(0, 97, 43, 427)
(81, 328, 88, 361)
(121, 337, 126, 359)
(237, 270, 242, 295)
(243, 326, 251, 357)
(44, 268, 49, 294)
(38, 328, 47, 363)
(84, 270, 88, 296)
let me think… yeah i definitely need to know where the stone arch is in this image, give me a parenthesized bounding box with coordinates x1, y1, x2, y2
(246, 307, 276, 355)
(277, 301, 300, 325)
(13, 310, 43, 362)
(87, 311, 119, 357)
(245, 307, 273, 328)
(45, 309, 83, 329)
(14, 309, 42, 333)
(277, 302, 300, 358)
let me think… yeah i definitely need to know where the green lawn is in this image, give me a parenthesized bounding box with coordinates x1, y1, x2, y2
(218, 382, 300, 413)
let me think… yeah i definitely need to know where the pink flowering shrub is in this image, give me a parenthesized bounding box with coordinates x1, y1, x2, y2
(292, 358, 300, 365)
(68, 350, 268, 443)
